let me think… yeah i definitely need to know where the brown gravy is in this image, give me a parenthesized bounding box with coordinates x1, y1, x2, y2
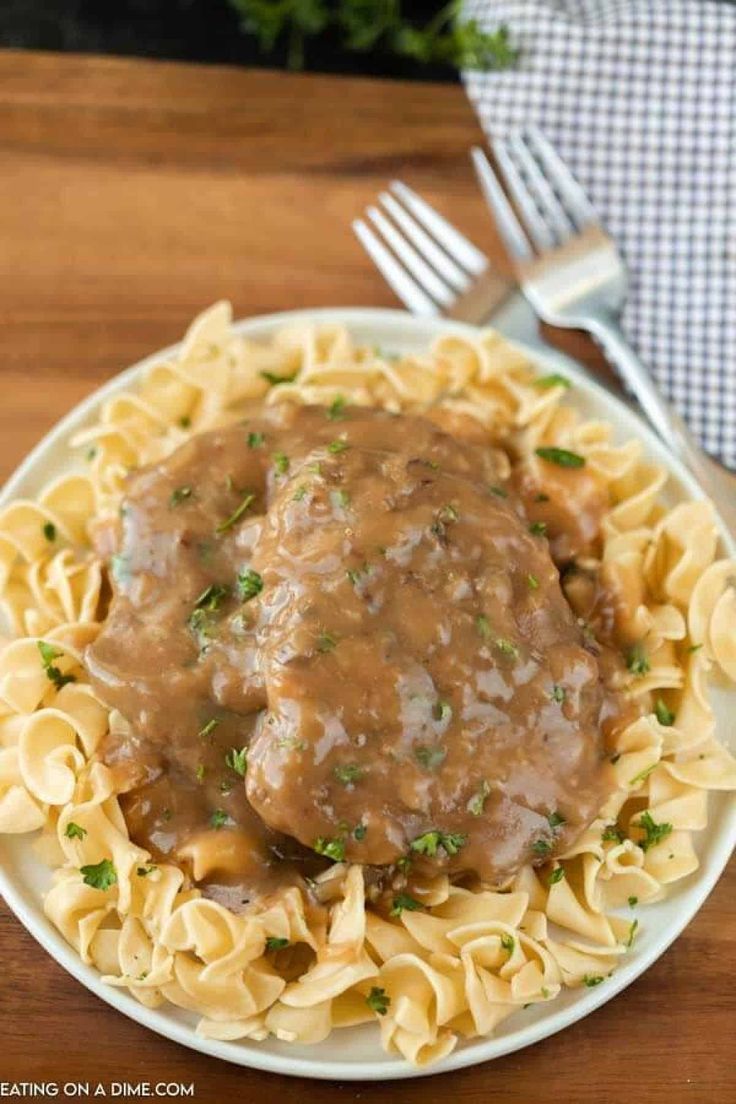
(87, 404, 632, 907)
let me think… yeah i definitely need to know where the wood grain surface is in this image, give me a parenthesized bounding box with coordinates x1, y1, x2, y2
(0, 50, 732, 1104)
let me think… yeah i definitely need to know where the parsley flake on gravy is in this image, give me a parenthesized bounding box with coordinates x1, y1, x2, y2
(327, 438, 349, 454)
(170, 485, 193, 507)
(247, 431, 264, 448)
(468, 780, 491, 816)
(390, 893, 423, 918)
(216, 492, 256, 534)
(225, 747, 248, 777)
(333, 763, 364, 786)
(237, 568, 263, 601)
(80, 858, 117, 892)
(327, 396, 346, 421)
(410, 830, 467, 858)
(313, 836, 346, 862)
(210, 809, 229, 830)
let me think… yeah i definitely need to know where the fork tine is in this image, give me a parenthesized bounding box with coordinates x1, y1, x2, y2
(379, 192, 471, 294)
(470, 146, 535, 261)
(366, 205, 455, 307)
(389, 180, 488, 276)
(505, 131, 575, 242)
(491, 137, 555, 253)
(352, 219, 440, 317)
(525, 126, 598, 228)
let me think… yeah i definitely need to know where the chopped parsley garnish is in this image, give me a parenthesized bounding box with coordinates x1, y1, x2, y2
(333, 763, 364, 785)
(628, 896, 638, 908)
(366, 987, 390, 1016)
(170, 485, 193, 507)
(327, 438, 349, 454)
(410, 830, 467, 858)
(626, 643, 650, 677)
(313, 836, 346, 862)
(179, 415, 192, 429)
(529, 521, 547, 536)
(500, 933, 515, 955)
(225, 747, 248, 777)
(433, 699, 452, 722)
(327, 396, 346, 420)
(610, 752, 621, 764)
(629, 763, 657, 787)
(626, 919, 639, 949)
(549, 865, 565, 885)
(198, 718, 220, 740)
(260, 370, 297, 386)
(80, 858, 117, 891)
(547, 811, 566, 829)
(43, 521, 56, 541)
(527, 573, 539, 589)
(414, 745, 447, 770)
(390, 893, 423, 918)
(551, 684, 566, 703)
(583, 974, 604, 987)
(196, 763, 206, 783)
(535, 493, 550, 503)
(495, 637, 519, 659)
(64, 822, 87, 840)
(535, 373, 571, 390)
(293, 485, 307, 502)
(37, 640, 76, 690)
(247, 431, 264, 448)
(265, 937, 290, 951)
(536, 446, 585, 469)
(273, 452, 290, 476)
(654, 698, 675, 726)
(489, 484, 508, 498)
(195, 584, 229, 612)
(210, 809, 229, 830)
(353, 823, 367, 840)
(137, 865, 156, 877)
(86, 446, 98, 461)
(237, 568, 263, 602)
(531, 838, 553, 857)
(468, 780, 491, 816)
(317, 630, 337, 653)
(476, 614, 492, 640)
(635, 810, 672, 852)
(602, 824, 625, 844)
(687, 643, 703, 654)
(216, 492, 256, 534)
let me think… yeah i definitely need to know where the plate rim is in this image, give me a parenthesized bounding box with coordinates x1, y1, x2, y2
(1, 305, 733, 1081)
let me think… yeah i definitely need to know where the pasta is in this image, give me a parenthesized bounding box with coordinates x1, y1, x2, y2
(1, 301, 734, 1067)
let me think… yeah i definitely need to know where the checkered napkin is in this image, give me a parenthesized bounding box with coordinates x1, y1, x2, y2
(462, 0, 736, 469)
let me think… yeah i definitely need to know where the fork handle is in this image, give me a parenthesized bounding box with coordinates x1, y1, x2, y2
(585, 315, 736, 539)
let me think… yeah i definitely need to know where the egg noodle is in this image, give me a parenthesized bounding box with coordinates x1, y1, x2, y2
(0, 303, 734, 1066)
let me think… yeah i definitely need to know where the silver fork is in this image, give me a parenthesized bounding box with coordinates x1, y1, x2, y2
(352, 181, 514, 323)
(471, 128, 736, 535)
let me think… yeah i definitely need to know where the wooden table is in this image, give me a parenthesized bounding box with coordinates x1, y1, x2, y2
(0, 50, 732, 1104)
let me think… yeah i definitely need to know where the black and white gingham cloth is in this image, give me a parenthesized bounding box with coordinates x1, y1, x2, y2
(462, 0, 736, 469)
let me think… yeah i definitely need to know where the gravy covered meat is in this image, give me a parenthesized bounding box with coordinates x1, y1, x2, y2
(87, 403, 626, 905)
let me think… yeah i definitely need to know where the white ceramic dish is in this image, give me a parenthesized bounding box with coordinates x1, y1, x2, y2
(1, 307, 734, 1081)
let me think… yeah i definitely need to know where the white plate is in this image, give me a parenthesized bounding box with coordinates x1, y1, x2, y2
(1, 307, 734, 1081)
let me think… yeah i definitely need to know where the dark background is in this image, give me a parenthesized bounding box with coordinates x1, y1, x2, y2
(0, 0, 459, 80)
